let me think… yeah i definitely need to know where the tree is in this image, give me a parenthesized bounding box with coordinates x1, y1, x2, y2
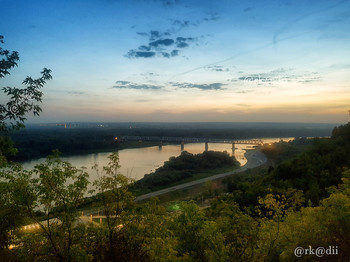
(0, 35, 52, 166)
(0, 163, 35, 259)
(207, 197, 259, 261)
(172, 201, 207, 260)
(92, 152, 137, 261)
(0, 151, 90, 261)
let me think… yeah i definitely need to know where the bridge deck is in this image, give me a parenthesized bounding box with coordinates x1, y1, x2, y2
(120, 136, 263, 145)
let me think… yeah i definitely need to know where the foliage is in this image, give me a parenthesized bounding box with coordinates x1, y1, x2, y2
(224, 124, 350, 210)
(0, 164, 34, 251)
(256, 170, 350, 261)
(261, 137, 312, 165)
(1, 120, 350, 260)
(0, 136, 17, 167)
(91, 152, 145, 261)
(0, 35, 19, 78)
(1, 153, 350, 261)
(0, 151, 89, 261)
(0, 35, 52, 166)
(0, 35, 52, 132)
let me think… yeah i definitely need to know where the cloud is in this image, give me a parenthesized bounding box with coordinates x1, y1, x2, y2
(160, 0, 181, 6)
(176, 37, 195, 48)
(126, 50, 156, 58)
(243, 7, 253, 12)
(206, 65, 230, 72)
(203, 12, 220, 22)
(162, 52, 170, 58)
(136, 32, 149, 37)
(139, 45, 151, 51)
(115, 81, 130, 85)
(149, 30, 162, 40)
(149, 38, 175, 47)
(171, 49, 179, 56)
(147, 72, 159, 76)
(236, 69, 321, 85)
(329, 63, 350, 69)
(161, 49, 179, 58)
(113, 81, 162, 90)
(170, 82, 226, 90)
(113, 81, 226, 91)
(67, 91, 86, 96)
(297, 75, 321, 83)
(126, 30, 196, 58)
(172, 19, 192, 28)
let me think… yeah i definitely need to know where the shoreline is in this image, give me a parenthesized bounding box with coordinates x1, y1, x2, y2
(135, 149, 267, 202)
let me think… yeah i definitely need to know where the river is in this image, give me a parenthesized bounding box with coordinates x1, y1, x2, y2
(22, 138, 293, 182)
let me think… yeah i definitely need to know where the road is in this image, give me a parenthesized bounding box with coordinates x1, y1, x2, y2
(135, 149, 267, 202)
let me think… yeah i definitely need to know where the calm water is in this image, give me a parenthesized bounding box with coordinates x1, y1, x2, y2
(22, 138, 293, 182)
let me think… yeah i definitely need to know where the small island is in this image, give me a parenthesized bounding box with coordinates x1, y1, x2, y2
(131, 150, 240, 195)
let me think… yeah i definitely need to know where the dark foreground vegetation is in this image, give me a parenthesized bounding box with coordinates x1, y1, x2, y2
(130, 150, 240, 195)
(1, 123, 350, 261)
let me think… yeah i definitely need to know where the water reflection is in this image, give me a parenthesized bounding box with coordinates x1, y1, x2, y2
(22, 138, 293, 182)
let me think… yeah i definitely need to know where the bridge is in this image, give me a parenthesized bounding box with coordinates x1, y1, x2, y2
(119, 135, 263, 152)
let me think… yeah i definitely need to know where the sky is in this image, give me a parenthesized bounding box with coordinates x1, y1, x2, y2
(1, 0, 350, 123)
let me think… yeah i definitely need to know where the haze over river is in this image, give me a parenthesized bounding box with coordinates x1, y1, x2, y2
(22, 138, 293, 182)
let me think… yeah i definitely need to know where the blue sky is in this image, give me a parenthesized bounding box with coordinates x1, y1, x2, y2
(1, 0, 350, 123)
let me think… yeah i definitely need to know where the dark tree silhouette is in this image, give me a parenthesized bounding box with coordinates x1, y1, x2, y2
(0, 35, 52, 166)
(0, 35, 52, 132)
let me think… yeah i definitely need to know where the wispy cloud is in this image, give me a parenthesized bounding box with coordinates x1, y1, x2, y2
(273, 0, 348, 44)
(206, 65, 231, 72)
(113, 81, 162, 90)
(203, 12, 220, 22)
(172, 19, 193, 28)
(233, 69, 321, 85)
(67, 91, 87, 96)
(170, 82, 226, 90)
(113, 81, 227, 91)
(329, 63, 350, 69)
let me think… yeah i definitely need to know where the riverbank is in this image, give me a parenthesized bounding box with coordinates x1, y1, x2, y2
(135, 149, 267, 202)
(13, 140, 170, 163)
(21, 142, 250, 182)
(76, 148, 267, 213)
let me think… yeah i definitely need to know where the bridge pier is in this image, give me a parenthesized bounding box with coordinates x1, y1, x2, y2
(205, 142, 208, 152)
(181, 141, 184, 151)
(159, 141, 162, 150)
